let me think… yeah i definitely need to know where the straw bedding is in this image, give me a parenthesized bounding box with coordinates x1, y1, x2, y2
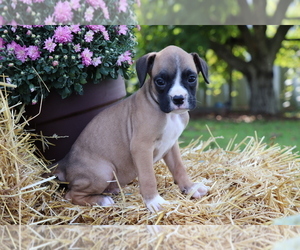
(1, 85, 300, 248)
(1, 225, 300, 249)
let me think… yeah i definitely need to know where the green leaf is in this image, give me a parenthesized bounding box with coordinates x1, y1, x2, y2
(61, 87, 71, 99)
(109, 71, 116, 78)
(15, 60, 23, 66)
(99, 66, 109, 76)
(27, 74, 35, 80)
(44, 66, 51, 73)
(95, 68, 102, 79)
(57, 77, 64, 83)
(80, 78, 87, 84)
(74, 83, 83, 94)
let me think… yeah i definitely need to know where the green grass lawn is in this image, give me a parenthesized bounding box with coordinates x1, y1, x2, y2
(180, 118, 300, 151)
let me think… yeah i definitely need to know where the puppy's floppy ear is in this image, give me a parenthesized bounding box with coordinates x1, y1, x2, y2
(136, 52, 156, 87)
(191, 52, 209, 84)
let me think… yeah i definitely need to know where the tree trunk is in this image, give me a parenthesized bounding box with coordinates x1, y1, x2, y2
(247, 69, 278, 115)
(210, 25, 293, 115)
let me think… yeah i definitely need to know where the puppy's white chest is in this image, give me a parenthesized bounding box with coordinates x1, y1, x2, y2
(154, 113, 186, 162)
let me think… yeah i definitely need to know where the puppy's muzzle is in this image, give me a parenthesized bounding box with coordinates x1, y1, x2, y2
(172, 95, 185, 106)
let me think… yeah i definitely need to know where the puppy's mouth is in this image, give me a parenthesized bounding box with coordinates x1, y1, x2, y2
(158, 95, 194, 114)
(171, 107, 189, 114)
(170, 95, 191, 113)
(170, 102, 190, 113)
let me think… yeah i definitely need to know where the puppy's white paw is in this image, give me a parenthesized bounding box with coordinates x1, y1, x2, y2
(187, 183, 209, 199)
(98, 195, 115, 206)
(145, 195, 170, 212)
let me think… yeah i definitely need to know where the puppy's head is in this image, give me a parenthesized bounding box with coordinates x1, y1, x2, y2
(136, 45, 209, 113)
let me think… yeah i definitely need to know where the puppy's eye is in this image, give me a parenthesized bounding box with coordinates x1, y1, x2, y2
(188, 75, 197, 83)
(155, 78, 166, 87)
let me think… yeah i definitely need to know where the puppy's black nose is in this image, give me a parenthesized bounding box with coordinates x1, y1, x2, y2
(172, 95, 184, 106)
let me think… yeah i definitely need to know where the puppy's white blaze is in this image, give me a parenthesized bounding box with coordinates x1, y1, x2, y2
(145, 194, 170, 212)
(153, 113, 185, 163)
(168, 70, 188, 98)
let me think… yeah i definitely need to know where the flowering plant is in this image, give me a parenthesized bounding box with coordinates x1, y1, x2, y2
(0, 0, 140, 25)
(0, 25, 136, 105)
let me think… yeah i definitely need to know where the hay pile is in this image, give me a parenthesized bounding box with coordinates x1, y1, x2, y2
(1, 86, 300, 228)
(0, 88, 60, 225)
(1, 225, 300, 249)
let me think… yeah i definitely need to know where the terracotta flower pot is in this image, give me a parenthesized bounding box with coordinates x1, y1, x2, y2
(26, 75, 126, 161)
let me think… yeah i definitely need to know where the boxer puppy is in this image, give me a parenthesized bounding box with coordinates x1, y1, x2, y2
(50, 45, 210, 212)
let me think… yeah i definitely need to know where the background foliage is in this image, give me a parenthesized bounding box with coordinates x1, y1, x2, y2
(136, 0, 300, 24)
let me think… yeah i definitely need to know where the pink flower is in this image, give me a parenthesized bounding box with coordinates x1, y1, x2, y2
(98, 25, 109, 40)
(119, 0, 128, 13)
(85, 6, 94, 22)
(86, 0, 99, 8)
(6, 41, 18, 54)
(101, 7, 110, 19)
(53, 1, 73, 23)
(86, 0, 109, 19)
(45, 15, 55, 25)
(32, 98, 38, 105)
(81, 48, 93, 66)
(118, 25, 128, 35)
(10, 20, 17, 25)
(86, 26, 111, 41)
(99, 0, 109, 19)
(117, 51, 132, 66)
(87, 25, 101, 32)
(0, 16, 4, 25)
(73, 43, 81, 52)
(30, 85, 35, 92)
(0, 38, 5, 50)
(26, 45, 41, 60)
(84, 30, 94, 42)
(52, 60, 59, 66)
(70, 25, 80, 33)
(20, 0, 32, 4)
(53, 26, 73, 43)
(33, 0, 44, 2)
(11, 0, 17, 9)
(22, 25, 33, 28)
(15, 44, 28, 63)
(44, 37, 56, 52)
(69, 0, 80, 10)
(92, 56, 102, 66)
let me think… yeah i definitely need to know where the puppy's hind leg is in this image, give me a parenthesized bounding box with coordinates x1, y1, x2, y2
(65, 189, 115, 206)
(65, 170, 115, 207)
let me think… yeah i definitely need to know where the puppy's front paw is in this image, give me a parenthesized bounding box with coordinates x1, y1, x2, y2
(186, 183, 209, 199)
(145, 195, 170, 212)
